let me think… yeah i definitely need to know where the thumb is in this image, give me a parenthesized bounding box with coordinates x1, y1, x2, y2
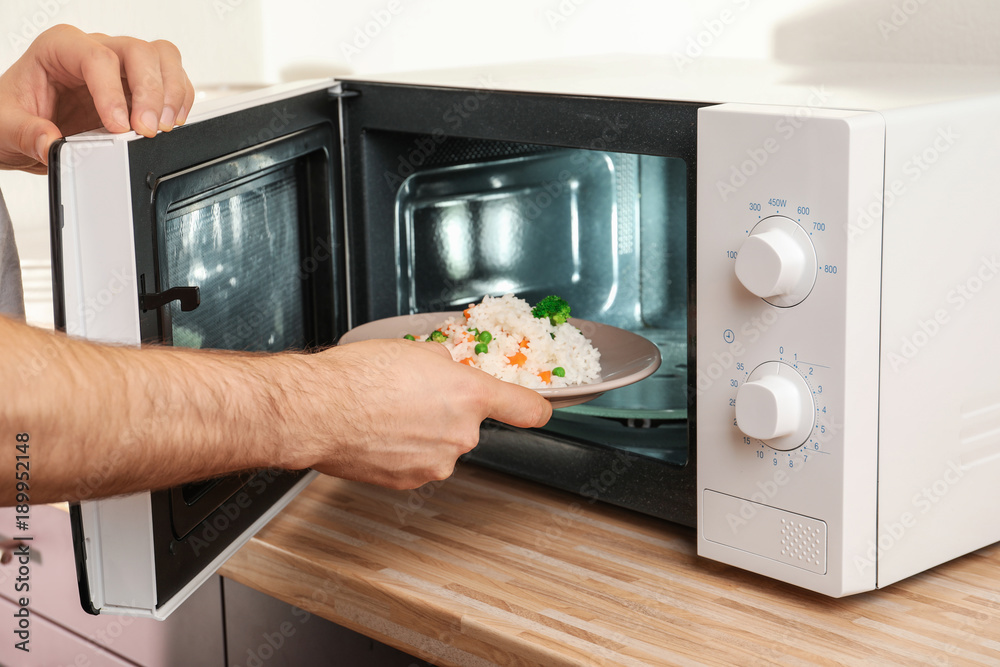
(486, 381, 553, 429)
(11, 111, 62, 166)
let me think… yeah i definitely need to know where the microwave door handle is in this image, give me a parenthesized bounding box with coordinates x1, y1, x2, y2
(139, 285, 201, 312)
(327, 88, 359, 100)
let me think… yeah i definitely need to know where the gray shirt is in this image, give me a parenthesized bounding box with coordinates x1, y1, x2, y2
(0, 190, 25, 318)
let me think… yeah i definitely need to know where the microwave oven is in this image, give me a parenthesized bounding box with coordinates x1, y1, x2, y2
(49, 57, 1000, 617)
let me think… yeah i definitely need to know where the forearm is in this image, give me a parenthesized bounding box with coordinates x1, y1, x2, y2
(1, 317, 314, 504)
(0, 313, 552, 505)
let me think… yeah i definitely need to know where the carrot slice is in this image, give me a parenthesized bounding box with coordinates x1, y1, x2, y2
(460, 358, 474, 366)
(518, 338, 529, 349)
(538, 370, 551, 384)
(507, 351, 527, 367)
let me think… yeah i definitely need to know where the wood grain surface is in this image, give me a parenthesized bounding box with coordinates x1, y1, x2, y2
(219, 465, 1000, 666)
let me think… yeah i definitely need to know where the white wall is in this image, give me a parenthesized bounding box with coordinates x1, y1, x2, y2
(258, 0, 1000, 80)
(2, 0, 998, 325)
(0, 0, 266, 82)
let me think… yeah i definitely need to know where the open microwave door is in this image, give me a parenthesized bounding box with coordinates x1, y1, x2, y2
(48, 80, 347, 618)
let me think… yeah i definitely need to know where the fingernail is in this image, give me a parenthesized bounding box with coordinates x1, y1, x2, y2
(140, 110, 159, 136)
(35, 134, 51, 163)
(176, 105, 188, 125)
(113, 107, 129, 131)
(159, 106, 176, 131)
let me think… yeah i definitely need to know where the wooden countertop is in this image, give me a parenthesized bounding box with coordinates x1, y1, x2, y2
(219, 465, 1000, 666)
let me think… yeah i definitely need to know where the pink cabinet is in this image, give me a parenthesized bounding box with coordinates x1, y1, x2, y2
(0, 505, 224, 666)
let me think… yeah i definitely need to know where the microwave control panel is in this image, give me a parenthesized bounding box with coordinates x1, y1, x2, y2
(695, 103, 886, 596)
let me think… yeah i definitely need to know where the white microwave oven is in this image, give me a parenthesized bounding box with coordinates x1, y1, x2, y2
(49, 57, 1000, 617)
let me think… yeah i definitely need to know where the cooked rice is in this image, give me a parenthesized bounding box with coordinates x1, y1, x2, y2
(413, 294, 601, 388)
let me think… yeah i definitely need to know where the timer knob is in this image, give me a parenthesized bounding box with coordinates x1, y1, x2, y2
(735, 361, 815, 451)
(734, 216, 817, 307)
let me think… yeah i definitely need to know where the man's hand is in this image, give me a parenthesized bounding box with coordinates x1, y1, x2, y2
(0, 24, 195, 174)
(299, 340, 554, 490)
(1, 317, 553, 504)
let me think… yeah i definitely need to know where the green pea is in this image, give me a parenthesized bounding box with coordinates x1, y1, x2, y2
(474, 342, 489, 355)
(552, 367, 565, 377)
(428, 330, 447, 343)
(477, 330, 492, 343)
(403, 334, 416, 341)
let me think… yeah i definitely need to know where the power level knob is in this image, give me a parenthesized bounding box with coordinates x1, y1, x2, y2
(735, 361, 814, 451)
(734, 216, 817, 307)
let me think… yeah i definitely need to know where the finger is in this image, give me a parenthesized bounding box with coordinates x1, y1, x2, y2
(94, 35, 165, 138)
(6, 108, 61, 166)
(177, 71, 195, 126)
(484, 381, 553, 429)
(422, 340, 453, 359)
(151, 40, 194, 130)
(35, 26, 131, 133)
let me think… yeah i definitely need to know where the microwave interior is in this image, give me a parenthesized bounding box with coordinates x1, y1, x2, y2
(340, 83, 701, 526)
(367, 135, 689, 474)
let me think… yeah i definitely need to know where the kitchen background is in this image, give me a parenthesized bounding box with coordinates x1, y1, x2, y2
(2, 0, 997, 329)
(0, 0, 996, 665)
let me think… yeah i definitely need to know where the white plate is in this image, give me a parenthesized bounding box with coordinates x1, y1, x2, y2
(338, 312, 662, 408)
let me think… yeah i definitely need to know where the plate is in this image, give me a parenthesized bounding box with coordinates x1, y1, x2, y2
(338, 312, 662, 408)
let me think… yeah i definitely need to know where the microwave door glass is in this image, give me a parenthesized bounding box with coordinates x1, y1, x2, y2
(146, 126, 339, 609)
(162, 164, 307, 351)
(159, 163, 310, 542)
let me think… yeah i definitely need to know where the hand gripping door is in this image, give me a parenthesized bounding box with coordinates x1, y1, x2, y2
(48, 80, 347, 618)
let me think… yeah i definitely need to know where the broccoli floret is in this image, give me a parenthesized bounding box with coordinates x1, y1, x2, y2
(532, 295, 571, 326)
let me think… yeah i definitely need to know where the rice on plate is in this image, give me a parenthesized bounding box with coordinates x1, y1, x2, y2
(408, 294, 602, 389)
